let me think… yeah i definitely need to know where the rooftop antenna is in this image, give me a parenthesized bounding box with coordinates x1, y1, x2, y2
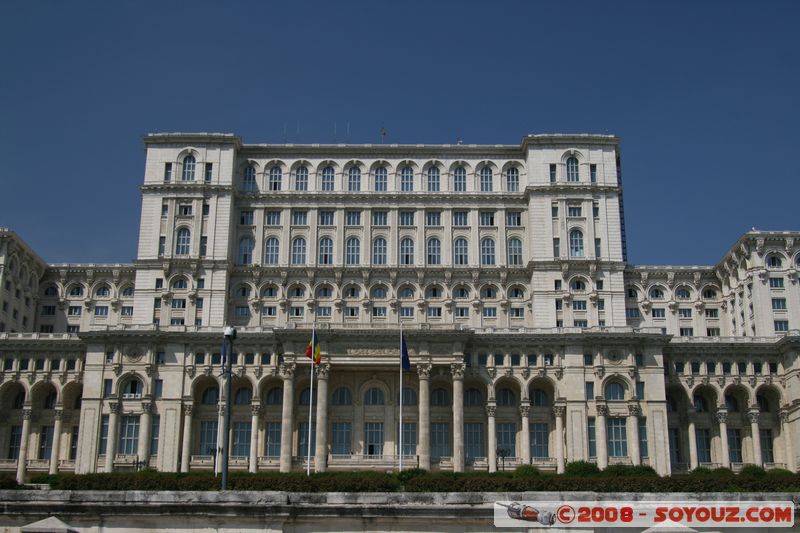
(456, 136, 463, 145)
(380, 127, 387, 144)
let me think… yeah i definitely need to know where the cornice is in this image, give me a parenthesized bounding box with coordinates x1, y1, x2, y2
(525, 184, 619, 195)
(144, 133, 241, 147)
(140, 183, 233, 194)
(235, 191, 528, 205)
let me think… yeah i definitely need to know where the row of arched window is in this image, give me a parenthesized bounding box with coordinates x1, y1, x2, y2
(626, 285, 720, 301)
(241, 163, 522, 193)
(42, 284, 134, 299)
(237, 236, 525, 266)
(233, 282, 525, 301)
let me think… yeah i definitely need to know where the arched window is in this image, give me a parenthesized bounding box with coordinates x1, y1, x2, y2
(344, 285, 360, 298)
(497, 388, 516, 406)
(725, 395, 739, 412)
(318, 237, 333, 265)
(767, 255, 783, 268)
(425, 285, 442, 298)
(453, 166, 467, 191)
(479, 166, 493, 192)
(121, 286, 134, 297)
(399, 286, 415, 299)
(401, 166, 414, 191)
(299, 387, 316, 405)
(427, 238, 441, 265)
(182, 155, 196, 181)
(757, 394, 771, 412)
(321, 165, 335, 191)
(402, 387, 417, 405)
(480, 238, 495, 265)
(481, 285, 497, 299)
(290, 286, 305, 298)
(676, 288, 691, 300)
(262, 285, 278, 298)
(95, 285, 111, 297)
(400, 238, 414, 265)
(431, 388, 450, 406)
(238, 237, 254, 265)
(371, 286, 387, 299)
(43, 285, 58, 297)
(365, 387, 385, 406)
(291, 237, 306, 265)
(175, 228, 191, 255)
(69, 285, 84, 297)
(44, 391, 57, 410)
(235, 285, 251, 298)
(263, 237, 280, 265)
(295, 165, 308, 191)
(243, 165, 257, 191)
(464, 388, 482, 406)
(569, 229, 584, 257)
(427, 166, 440, 192)
(348, 166, 361, 191)
(374, 166, 387, 191)
(703, 289, 717, 299)
(332, 387, 352, 405)
(123, 379, 144, 398)
(530, 388, 549, 407)
(605, 382, 625, 400)
(509, 287, 524, 298)
(172, 278, 188, 290)
(507, 238, 523, 265)
(13, 390, 25, 409)
(268, 166, 282, 191)
(566, 156, 579, 182)
(506, 167, 519, 192)
(345, 237, 360, 265)
(693, 395, 707, 412)
(234, 388, 252, 405)
(316, 285, 332, 298)
(372, 238, 387, 265)
(649, 287, 664, 300)
(453, 238, 468, 265)
(265, 387, 283, 405)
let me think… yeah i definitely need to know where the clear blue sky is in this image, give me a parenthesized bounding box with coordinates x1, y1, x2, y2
(1, 0, 797, 266)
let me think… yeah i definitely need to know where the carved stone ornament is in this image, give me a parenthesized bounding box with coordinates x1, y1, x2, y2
(627, 403, 641, 417)
(280, 363, 296, 379)
(185, 365, 196, 378)
(113, 363, 123, 376)
(142, 402, 153, 414)
(779, 408, 789, 423)
(749, 376, 757, 388)
(594, 366, 605, 379)
(316, 363, 330, 380)
(554, 368, 563, 380)
(520, 367, 530, 379)
(450, 363, 465, 380)
(417, 363, 431, 380)
(183, 404, 193, 416)
(715, 410, 728, 424)
(596, 404, 609, 417)
(485, 405, 496, 417)
(519, 405, 530, 417)
(552, 405, 565, 418)
(747, 409, 760, 424)
(251, 404, 262, 416)
(486, 367, 496, 379)
(109, 402, 121, 414)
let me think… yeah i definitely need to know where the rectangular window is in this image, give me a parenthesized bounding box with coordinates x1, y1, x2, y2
(505, 211, 522, 226)
(290, 306, 304, 318)
(775, 320, 789, 332)
(345, 210, 361, 225)
(178, 204, 192, 216)
(707, 328, 720, 337)
(638, 417, 648, 457)
(464, 422, 484, 460)
(96, 415, 110, 456)
(265, 422, 281, 457)
(370, 306, 386, 318)
(265, 211, 281, 225)
(425, 211, 441, 226)
(171, 299, 186, 309)
(121, 306, 133, 317)
(232, 421, 251, 457)
(452, 211, 468, 226)
(94, 306, 109, 317)
(118, 415, 140, 455)
(593, 203, 600, 218)
(549, 164, 556, 183)
(496, 422, 517, 457)
(553, 238, 560, 257)
(510, 307, 524, 318)
(590, 164, 597, 182)
(316, 306, 331, 317)
(585, 382, 594, 400)
(636, 381, 645, 398)
(574, 320, 588, 328)
(150, 415, 160, 456)
(769, 277, 784, 288)
(587, 417, 596, 458)
(595, 238, 601, 257)
(204, 163, 213, 182)
(239, 210, 254, 225)
(482, 307, 497, 318)
(364, 422, 384, 456)
(551, 204, 559, 217)
(8, 426, 23, 460)
(728, 428, 742, 463)
(400, 306, 414, 318)
(652, 308, 665, 318)
(695, 428, 711, 463)
(555, 299, 563, 311)
(573, 300, 587, 311)
(154, 379, 163, 399)
(41, 305, 56, 316)
(426, 307, 442, 318)
(371, 210, 388, 226)
(199, 420, 218, 457)
(530, 422, 549, 459)
(292, 210, 308, 225)
(479, 211, 495, 226)
(399, 211, 414, 226)
(163, 163, 172, 182)
(668, 428, 682, 465)
(318, 210, 334, 226)
(68, 306, 82, 316)
(103, 379, 112, 398)
(70, 426, 79, 460)
(38, 425, 54, 460)
(678, 308, 693, 318)
(772, 298, 787, 310)
(680, 327, 694, 337)
(705, 308, 719, 318)
(331, 422, 352, 455)
(626, 308, 641, 319)
(455, 307, 469, 318)
(761, 429, 774, 463)
(635, 353, 644, 366)
(235, 306, 250, 318)
(607, 417, 628, 457)
(399, 422, 417, 457)
(568, 206, 582, 217)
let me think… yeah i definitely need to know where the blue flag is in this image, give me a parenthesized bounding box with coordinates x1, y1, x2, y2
(401, 334, 411, 371)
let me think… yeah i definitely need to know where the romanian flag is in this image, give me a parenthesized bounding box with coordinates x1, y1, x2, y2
(304, 328, 321, 365)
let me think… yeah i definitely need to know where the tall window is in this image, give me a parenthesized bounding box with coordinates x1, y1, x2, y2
(530, 423, 549, 458)
(331, 422, 352, 455)
(98, 415, 109, 455)
(695, 428, 711, 463)
(480, 238, 495, 265)
(321, 166, 335, 191)
(506, 167, 519, 192)
(427, 238, 441, 265)
(479, 166, 493, 192)
(38, 425, 54, 459)
(566, 156, 579, 182)
(243, 166, 257, 191)
(605, 382, 625, 400)
(239, 237, 254, 265)
(182, 155, 196, 181)
(464, 422, 484, 459)
(569, 229, 584, 257)
(497, 422, 516, 457)
(265, 422, 281, 456)
(150, 415, 160, 456)
(232, 421, 251, 457)
(427, 167, 440, 192)
(587, 417, 596, 457)
(761, 429, 774, 463)
(348, 167, 361, 191)
(291, 237, 307, 265)
(118, 415, 140, 455)
(607, 418, 627, 457)
(374, 166, 387, 191)
(365, 422, 384, 455)
(453, 238, 468, 265)
(453, 166, 467, 191)
(268, 167, 282, 191)
(345, 237, 360, 265)
(401, 422, 417, 456)
(365, 387, 385, 405)
(199, 420, 218, 456)
(638, 417, 648, 457)
(431, 422, 451, 458)
(507, 238, 523, 265)
(263, 237, 279, 265)
(401, 166, 414, 191)
(668, 428, 682, 465)
(298, 421, 316, 457)
(728, 428, 742, 463)
(372, 238, 387, 265)
(318, 237, 333, 265)
(400, 238, 414, 265)
(175, 228, 191, 256)
(294, 166, 308, 191)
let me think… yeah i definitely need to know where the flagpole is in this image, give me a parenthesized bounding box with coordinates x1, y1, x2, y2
(399, 322, 403, 472)
(307, 324, 315, 477)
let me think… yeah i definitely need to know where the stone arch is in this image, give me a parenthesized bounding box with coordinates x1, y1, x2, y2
(527, 376, 557, 406)
(755, 384, 784, 412)
(358, 376, 391, 406)
(30, 381, 59, 409)
(722, 384, 750, 413)
(61, 381, 83, 410)
(0, 381, 28, 409)
(560, 149, 586, 163)
(192, 375, 222, 404)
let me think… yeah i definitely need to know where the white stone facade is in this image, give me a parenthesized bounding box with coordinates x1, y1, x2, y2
(0, 133, 798, 483)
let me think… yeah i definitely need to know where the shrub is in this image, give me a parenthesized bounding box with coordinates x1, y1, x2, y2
(396, 468, 428, 484)
(0, 476, 19, 489)
(766, 468, 794, 477)
(602, 464, 658, 477)
(688, 466, 713, 476)
(739, 465, 767, 478)
(710, 467, 734, 477)
(564, 461, 600, 477)
(512, 465, 541, 478)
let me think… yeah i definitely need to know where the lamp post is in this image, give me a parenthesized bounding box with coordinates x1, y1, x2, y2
(221, 326, 236, 490)
(497, 447, 510, 472)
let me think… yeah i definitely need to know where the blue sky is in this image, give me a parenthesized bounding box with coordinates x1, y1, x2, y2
(1, 0, 797, 266)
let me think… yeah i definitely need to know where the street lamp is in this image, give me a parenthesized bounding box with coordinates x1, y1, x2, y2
(221, 326, 236, 490)
(497, 447, 510, 472)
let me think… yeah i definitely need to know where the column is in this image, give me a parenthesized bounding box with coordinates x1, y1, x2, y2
(137, 402, 153, 468)
(180, 404, 193, 472)
(687, 415, 698, 470)
(49, 409, 64, 475)
(314, 363, 330, 473)
(15, 408, 32, 484)
(279, 364, 295, 473)
(596, 404, 608, 470)
(553, 405, 565, 474)
(487, 405, 497, 473)
(105, 402, 120, 473)
(749, 409, 762, 467)
(249, 404, 260, 473)
(417, 363, 431, 470)
(451, 363, 465, 473)
(519, 404, 531, 465)
(716, 409, 730, 469)
(627, 404, 641, 466)
(780, 409, 795, 471)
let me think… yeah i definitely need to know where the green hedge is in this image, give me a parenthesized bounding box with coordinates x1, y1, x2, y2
(0, 476, 19, 489)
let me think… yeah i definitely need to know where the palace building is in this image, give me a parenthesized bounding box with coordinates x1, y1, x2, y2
(0, 133, 798, 483)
